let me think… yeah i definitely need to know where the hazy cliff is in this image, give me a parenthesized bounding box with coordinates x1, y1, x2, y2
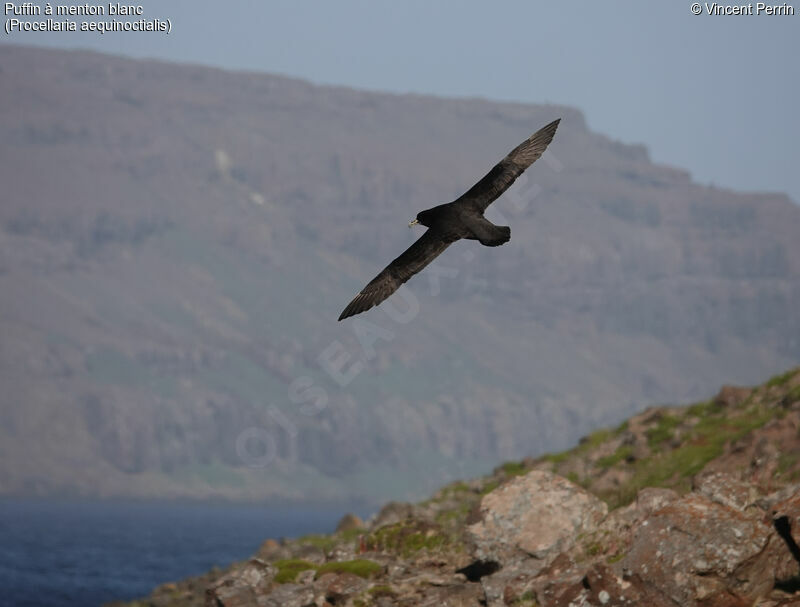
(1, 44, 799, 502)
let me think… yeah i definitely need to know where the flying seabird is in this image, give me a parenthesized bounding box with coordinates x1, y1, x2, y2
(338, 118, 561, 321)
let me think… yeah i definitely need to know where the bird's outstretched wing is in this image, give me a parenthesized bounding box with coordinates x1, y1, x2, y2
(338, 229, 454, 321)
(454, 118, 560, 212)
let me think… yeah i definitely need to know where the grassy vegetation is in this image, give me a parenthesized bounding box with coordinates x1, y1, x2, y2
(366, 521, 453, 557)
(686, 399, 721, 418)
(542, 451, 571, 465)
(510, 590, 539, 605)
(500, 461, 528, 476)
(596, 445, 634, 468)
(297, 533, 337, 552)
(767, 369, 796, 387)
(646, 414, 680, 447)
(444, 481, 471, 494)
(600, 400, 776, 507)
(583, 429, 613, 449)
(435, 501, 472, 526)
(315, 559, 382, 579)
(529, 375, 790, 511)
(480, 479, 501, 495)
(273, 559, 316, 584)
(273, 558, 382, 583)
(606, 552, 626, 564)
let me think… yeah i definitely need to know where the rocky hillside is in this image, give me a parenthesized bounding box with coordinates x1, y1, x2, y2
(2, 44, 800, 502)
(114, 368, 800, 606)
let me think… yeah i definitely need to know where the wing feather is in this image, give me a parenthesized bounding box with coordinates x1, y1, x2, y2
(338, 229, 453, 320)
(454, 118, 560, 212)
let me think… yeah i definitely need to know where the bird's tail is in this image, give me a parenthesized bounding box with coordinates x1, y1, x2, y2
(480, 225, 510, 247)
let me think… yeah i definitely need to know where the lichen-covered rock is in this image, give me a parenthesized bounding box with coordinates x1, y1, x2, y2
(255, 583, 315, 607)
(320, 571, 368, 604)
(205, 559, 276, 607)
(549, 564, 677, 607)
(621, 494, 779, 606)
(693, 472, 762, 513)
(769, 490, 800, 583)
(408, 582, 485, 607)
(634, 487, 679, 514)
(467, 470, 607, 566)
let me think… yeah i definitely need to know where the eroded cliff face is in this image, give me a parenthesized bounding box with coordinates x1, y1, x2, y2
(114, 368, 800, 607)
(2, 44, 800, 503)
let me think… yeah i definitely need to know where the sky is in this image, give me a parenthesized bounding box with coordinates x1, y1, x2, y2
(5, 1, 799, 203)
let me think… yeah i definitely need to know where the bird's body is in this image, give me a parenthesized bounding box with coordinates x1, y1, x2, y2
(338, 118, 560, 321)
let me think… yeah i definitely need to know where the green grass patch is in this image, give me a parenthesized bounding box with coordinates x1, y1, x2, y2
(511, 590, 539, 605)
(585, 542, 603, 556)
(273, 559, 316, 584)
(316, 559, 382, 579)
(582, 429, 613, 449)
(427, 480, 472, 504)
(767, 369, 796, 387)
(500, 461, 527, 476)
(297, 533, 336, 551)
(367, 521, 451, 557)
(435, 501, 472, 526)
(542, 451, 571, 465)
(601, 403, 775, 508)
(687, 399, 720, 418)
(298, 527, 363, 553)
(275, 558, 382, 583)
(445, 481, 471, 494)
(596, 445, 634, 468)
(646, 414, 680, 447)
(480, 479, 500, 495)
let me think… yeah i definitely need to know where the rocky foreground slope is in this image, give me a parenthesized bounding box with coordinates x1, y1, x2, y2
(115, 367, 800, 606)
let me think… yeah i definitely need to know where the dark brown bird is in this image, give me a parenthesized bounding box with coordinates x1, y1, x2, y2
(338, 119, 561, 321)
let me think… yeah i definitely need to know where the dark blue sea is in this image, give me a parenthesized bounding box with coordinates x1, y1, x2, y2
(0, 498, 367, 607)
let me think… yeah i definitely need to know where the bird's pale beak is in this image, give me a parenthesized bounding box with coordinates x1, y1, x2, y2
(408, 218, 419, 228)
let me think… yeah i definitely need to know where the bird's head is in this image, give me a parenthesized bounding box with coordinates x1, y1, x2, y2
(408, 209, 434, 228)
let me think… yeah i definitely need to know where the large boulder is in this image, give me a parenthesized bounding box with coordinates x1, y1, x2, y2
(467, 470, 608, 567)
(466, 471, 608, 606)
(769, 489, 800, 583)
(620, 493, 781, 606)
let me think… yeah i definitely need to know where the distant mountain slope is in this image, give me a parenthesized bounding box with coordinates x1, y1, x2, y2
(0, 44, 798, 502)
